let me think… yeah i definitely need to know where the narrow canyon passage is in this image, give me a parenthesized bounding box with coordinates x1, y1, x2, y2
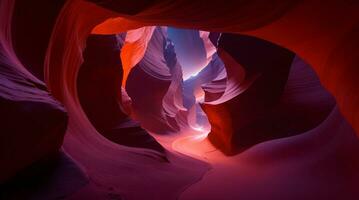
(1, 1, 359, 200)
(74, 25, 359, 200)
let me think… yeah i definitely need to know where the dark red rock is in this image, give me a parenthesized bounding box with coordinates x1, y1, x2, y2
(0, 0, 68, 182)
(202, 34, 295, 154)
(78, 34, 164, 152)
(11, 0, 66, 80)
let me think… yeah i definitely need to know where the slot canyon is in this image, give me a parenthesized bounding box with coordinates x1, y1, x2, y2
(1, 0, 359, 199)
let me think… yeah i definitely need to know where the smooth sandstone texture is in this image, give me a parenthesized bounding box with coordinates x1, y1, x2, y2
(87, 0, 359, 137)
(1, 0, 359, 199)
(0, 0, 67, 183)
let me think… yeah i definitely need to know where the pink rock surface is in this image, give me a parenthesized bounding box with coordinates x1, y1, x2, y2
(2, 0, 359, 199)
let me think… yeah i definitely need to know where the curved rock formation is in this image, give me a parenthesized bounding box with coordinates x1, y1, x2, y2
(77, 34, 164, 152)
(88, 0, 359, 136)
(0, 0, 67, 183)
(1, 0, 359, 199)
(202, 33, 295, 154)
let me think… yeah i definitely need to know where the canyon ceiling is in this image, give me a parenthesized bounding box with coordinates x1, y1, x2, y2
(1, 0, 359, 200)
